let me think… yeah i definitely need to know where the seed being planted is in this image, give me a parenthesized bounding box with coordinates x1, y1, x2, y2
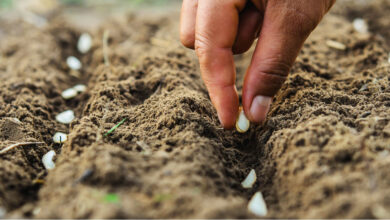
(56, 110, 75, 124)
(353, 18, 368, 34)
(77, 33, 92, 54)
(248, 192, 268, 217)
(42, 150, 56, 170)
(241, 169, 257, 188)
(61, 88, 78, 100)
(73, 84, 87, 93)
(236, 107, 250, 133)
(53, 132, 67, 144)
(326, 40, 346, 51)
(66, 56, 82, 70)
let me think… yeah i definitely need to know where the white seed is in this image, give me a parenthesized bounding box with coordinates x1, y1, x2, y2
(236, 107, 250, 133)
(248, 192, 268, 217)
(241, 169, 257, 188)
(53, 132, 68, 144)
(61, 88, 78, 99)
(326, 40, 346, 51)
(32, 207, 41, 216)
(353, 18, 368, 34)
(0, 207, 6, 218)
(66, 56, 82, 70)
(55, 110, 75, 124)
(42, 150, 56, 170)
(77, 33, 92, 54)
(11, 117, 22, 124)
(73, 84, 87, 93)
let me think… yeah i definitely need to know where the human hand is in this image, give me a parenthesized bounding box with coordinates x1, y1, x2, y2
(180, 0, 335, 129)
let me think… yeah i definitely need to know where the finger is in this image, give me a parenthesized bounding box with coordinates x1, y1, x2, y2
(242, 0, 328, 124)
(232, 3, 263, 54)
(180, 0, 198, 49)
(195, 0, 246, 129)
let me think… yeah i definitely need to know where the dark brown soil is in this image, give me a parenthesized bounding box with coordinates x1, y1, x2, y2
(1, 0, 390, 218)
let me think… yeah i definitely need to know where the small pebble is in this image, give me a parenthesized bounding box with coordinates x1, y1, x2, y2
(61, 88, 78, 99)
(56, 110, 75, 124)
(53, 132, 68, 144)
(42, 150, 56, 170)
(353, 18, 368, 34)
(66, 56, 82, 70)
(326, 40, 346, 51)
(73, 84, 87, 93)
(77, 33, 92, 54)
(241, 169, 257, 188)
(236, 107, 250, 133)
(248, 192, 268, 217)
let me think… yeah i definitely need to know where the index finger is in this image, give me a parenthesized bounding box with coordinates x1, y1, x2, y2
(195, 0, 246, 129)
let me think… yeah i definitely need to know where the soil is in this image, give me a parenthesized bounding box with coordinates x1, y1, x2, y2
(0, 0, 390, 218)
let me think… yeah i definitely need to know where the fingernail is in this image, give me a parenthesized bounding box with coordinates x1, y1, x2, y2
(250, 95, 272, 123)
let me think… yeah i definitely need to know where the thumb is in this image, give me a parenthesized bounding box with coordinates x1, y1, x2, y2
(242, 0, 328, 123)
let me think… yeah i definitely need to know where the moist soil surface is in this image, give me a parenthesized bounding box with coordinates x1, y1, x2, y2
(1, 0, 390, 218)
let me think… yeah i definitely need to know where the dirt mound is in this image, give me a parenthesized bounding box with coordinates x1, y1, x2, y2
(0, 0, 390, 218)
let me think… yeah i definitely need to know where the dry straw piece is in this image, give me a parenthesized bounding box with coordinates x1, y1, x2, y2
(236, 107, 250, 133)
(0, 142, 45, 155)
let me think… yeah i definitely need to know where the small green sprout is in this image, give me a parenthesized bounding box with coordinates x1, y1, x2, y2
(104, 193, 120, 204)
(104, 118, 127, 137)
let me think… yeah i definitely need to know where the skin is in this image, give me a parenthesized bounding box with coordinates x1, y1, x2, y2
(180, 0, 336, 129)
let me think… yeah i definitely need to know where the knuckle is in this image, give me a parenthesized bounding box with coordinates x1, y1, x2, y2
(283, 7, 321, 37)
(256, 57, 291, 77)
(194, 32, 212, 62)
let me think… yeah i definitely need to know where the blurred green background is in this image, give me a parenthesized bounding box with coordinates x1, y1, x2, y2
(0, 0, 181, 10)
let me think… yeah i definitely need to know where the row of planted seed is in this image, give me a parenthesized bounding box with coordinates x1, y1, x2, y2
(42, 33, 92, 170)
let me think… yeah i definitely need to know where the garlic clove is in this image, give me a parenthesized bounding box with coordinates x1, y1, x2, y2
(241, 169, 257, 188)
(77, 33, 92, 54)
(73, 84, 87, 93)
(66, 56, 82, 70)
(326, 40, 346, 51)
(236, 107, 250, 133)
(55, 110, 75, 124)
(353, 18, 368, 34)
(248, 192, 268, 217)
(53, 132, 68, 144)
(42, 150, 56, 170)
(61, 88, 78, 99)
